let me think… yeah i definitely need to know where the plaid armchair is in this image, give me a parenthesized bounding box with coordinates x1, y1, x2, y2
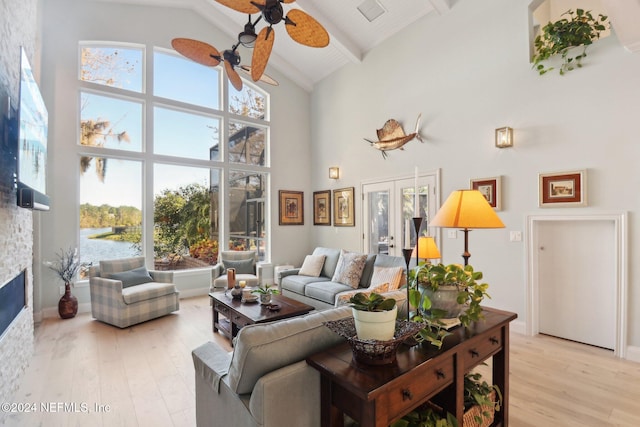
(89, 256, 179, 328)
(211, 250, 259, 291)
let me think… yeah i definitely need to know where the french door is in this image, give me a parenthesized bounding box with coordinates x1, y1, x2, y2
(362, 171, 439, 258)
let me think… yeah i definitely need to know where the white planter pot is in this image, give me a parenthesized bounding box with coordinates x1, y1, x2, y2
(352, 306, 398, 341)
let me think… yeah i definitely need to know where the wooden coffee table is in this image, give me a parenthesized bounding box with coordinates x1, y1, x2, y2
(209, 291, 314, 340)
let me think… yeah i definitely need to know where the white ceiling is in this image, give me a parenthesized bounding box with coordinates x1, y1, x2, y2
(96, 0, 452, 91)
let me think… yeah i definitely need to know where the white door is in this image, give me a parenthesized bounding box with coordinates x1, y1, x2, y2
(362, 173, 438, 258)
(537, 220, 616, 349)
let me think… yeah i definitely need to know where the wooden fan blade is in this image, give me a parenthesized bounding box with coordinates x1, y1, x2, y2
(225, 61, 243, 91)
(239, 65, 279, 86)
(285, 9, 329, 48)
(282, 0, 295, 3)
(251, 27, 275, 82)
(214, 0, 260, 14)
(171, 38, 221, 66)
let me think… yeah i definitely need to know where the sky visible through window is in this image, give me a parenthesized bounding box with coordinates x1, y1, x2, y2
(80, 47, 223, 207)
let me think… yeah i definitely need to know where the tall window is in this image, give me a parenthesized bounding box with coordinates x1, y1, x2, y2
(77, 43, 270, 272)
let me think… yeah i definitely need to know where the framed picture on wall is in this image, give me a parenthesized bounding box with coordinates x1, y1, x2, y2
(470, 176, 502, 210)
(538, 170, 587, 207)
(333, 187, 355, 227)
(313, 190, 331, 225)
(279, 190, 304, 225)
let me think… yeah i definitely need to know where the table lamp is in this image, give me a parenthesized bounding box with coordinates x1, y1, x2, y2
(429, 189, 504, 266)
(412, 236, 441, 263)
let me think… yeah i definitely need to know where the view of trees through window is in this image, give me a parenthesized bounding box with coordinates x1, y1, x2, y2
(77, 43, 269, 274)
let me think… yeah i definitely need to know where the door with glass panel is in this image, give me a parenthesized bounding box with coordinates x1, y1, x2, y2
(362, 173, 438, 258)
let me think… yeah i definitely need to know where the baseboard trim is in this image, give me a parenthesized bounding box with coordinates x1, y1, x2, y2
(509, 319, 526, 335)
(625, 345, 640, 363)
(36, 287, 210, 320)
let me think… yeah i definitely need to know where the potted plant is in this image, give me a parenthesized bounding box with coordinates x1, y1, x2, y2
(410, 263, 490, 329)
(349, 292, 397, 341)
(44, 247, 91, 319)
(463, 372, 502, 427)
(391, 404, 457, 427)
(251, 283, 279, 304)
(532, 9, 609, 75)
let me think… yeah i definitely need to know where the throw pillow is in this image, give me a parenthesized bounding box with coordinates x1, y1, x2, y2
(331, 250, 368, 289)
(335, 282, 390, 306)
(109, 266, 154, 288)
(370, 266, 404, 290)
(298, 255, 326, 277)
(222, 258, 255, 275)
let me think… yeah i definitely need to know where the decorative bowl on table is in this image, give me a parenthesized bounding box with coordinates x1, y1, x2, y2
(323, 318, 425, 365)
(242, 295, 258, 303)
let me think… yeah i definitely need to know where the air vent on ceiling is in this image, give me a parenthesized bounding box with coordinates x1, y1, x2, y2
(357, 0, 386, 23)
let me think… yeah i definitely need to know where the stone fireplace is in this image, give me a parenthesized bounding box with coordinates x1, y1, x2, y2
(0, 0, 38, 413)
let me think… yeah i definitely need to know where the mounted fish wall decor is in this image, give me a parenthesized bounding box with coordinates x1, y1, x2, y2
(365, 114, 423, 158)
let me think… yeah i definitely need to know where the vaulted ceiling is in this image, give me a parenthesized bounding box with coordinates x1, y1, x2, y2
(96, 0, 451, 91)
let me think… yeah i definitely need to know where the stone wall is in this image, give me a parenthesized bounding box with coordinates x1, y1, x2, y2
(0, 0, 38, 415)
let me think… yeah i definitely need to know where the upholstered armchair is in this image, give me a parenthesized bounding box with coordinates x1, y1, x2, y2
(89, 256, 180, 328)
(211, 250, 259, 291)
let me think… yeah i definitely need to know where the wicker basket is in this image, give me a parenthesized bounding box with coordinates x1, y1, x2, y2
(462, 390, 496, 427)
(323, 318, 424, 365)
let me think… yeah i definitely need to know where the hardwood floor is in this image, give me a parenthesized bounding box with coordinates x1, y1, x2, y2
(5, 296, 640, 426)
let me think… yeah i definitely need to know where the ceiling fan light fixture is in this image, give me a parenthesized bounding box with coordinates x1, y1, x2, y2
(239, 17, 258, 47)
(357, 0, 386, 23)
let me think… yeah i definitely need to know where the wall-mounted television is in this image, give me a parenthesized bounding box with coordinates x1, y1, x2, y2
(16, 47, 50, 211)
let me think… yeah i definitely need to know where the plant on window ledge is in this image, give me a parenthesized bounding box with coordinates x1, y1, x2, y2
(532, 9, 609, 75)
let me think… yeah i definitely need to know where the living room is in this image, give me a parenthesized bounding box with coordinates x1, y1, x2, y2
(1, 0, 640, 425)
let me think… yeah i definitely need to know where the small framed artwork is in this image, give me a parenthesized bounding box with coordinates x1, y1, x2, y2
(470, 176, 502, 210)
(313, 190, 331, 226)
(538, 170, 587, 207)
(333, 187, 355, 227)
(279, 190, 304, 225)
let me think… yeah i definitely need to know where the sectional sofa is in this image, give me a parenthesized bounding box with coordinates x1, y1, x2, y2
(278, 247, 407, 311)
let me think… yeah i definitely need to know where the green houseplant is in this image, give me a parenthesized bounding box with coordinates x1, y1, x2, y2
(349, 292, 398, 341)
(251, 283, 279, 304)
(532, 9, 609, 75)
(410, 263, 490, 328)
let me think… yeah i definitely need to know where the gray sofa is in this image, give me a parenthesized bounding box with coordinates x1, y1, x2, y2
(192, 293, 407, 427)
(278, 247, 407, 311)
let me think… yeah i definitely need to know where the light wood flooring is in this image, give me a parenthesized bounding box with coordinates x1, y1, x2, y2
(5, 296, 640, 427)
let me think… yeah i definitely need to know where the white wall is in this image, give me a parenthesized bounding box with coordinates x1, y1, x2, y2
(36, 0, 312, 315)
(310, 0, 640, 348)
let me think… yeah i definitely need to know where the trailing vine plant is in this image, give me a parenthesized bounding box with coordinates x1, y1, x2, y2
(532, 9, 609, 75)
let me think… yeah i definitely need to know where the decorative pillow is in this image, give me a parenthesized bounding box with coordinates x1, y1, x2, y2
(370, 266, 404, 290)
(109, 266, 154, 288)
(335, 282, 390, 306)
(298, 255, 326, 277)
(331, 250, 368, 289)
(222, 258, 255, 275)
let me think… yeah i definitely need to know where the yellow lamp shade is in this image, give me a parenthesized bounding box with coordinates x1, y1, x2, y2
(430, 190, 505, 229)
(412, 236, 441, 260)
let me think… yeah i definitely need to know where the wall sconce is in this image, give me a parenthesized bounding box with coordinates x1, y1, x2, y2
(495, 127, 513, 148)
(329, 167, 340, 179)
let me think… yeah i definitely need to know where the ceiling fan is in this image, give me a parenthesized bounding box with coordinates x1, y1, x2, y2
(214, 0, 330, 82)
(171, 16, 279, 91)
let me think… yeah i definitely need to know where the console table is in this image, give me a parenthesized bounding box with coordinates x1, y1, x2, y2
(306, 307, 517, 427)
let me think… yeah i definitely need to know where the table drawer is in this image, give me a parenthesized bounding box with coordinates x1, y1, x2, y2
(386, 356, 454, 420)
(214, 302, 230, 316)
(232, 314, 252, 328)
(463, 332, 502, 368)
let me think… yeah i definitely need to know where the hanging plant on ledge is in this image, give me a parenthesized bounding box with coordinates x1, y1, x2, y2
(532, 9, 609, 75)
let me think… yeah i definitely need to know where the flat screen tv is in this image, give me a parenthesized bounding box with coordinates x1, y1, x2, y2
(16, 47, 50, 211)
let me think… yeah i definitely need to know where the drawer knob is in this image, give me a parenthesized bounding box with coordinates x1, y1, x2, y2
(470, 349, 480, 358)
(490, 336, 499, 345)
(436, 369, 446, 379)
(402, 389, 413, 401)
